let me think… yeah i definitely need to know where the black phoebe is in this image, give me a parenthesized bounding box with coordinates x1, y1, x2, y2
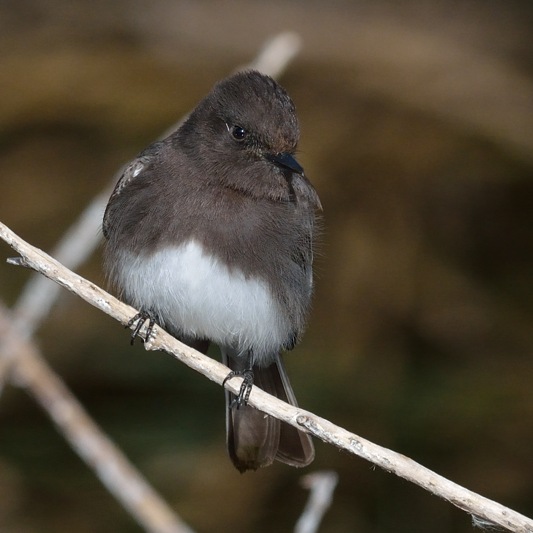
(102, 70, 320, 472)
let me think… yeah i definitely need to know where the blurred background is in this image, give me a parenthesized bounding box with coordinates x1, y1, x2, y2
(1, 0, 532, 531)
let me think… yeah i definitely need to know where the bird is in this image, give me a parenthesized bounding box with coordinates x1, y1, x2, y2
(102, 70, 321, 472)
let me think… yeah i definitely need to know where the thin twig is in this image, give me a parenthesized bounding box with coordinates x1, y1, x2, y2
(1, 221, 532, 533)
(11, 187, 113, 337)
(245, 31, 301, 78)
(295, 471, 338, 533)
(0, 303, 194, 533)
(0, 190, 112, 391)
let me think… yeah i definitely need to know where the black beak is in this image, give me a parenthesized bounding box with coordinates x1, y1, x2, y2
(265, 152, 304, 175)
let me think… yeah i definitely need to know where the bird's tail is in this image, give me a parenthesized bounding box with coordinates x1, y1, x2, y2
(222, 350, 315, 472)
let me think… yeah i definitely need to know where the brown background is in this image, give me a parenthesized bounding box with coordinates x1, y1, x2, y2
(1, 1, 532, 531)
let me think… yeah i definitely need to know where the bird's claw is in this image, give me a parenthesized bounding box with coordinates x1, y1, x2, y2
(223, 368, 254, 409)
(127, 310, 157, 345)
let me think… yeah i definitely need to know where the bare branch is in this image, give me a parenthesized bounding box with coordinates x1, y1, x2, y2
(0, 302, 193, 533)
(2, 221, 532, 533)
(11, 187, 112, 337)
(295, 471, 338, 533)
(245, 31, 302, 78)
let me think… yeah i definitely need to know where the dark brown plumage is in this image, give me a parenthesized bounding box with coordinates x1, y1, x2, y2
(103, 70, 320, 472)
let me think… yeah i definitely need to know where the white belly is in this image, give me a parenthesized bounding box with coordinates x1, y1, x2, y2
(113, 239, 289, 363)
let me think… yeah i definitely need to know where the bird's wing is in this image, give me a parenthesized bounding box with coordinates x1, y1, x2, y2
(102, 143, 163, 240)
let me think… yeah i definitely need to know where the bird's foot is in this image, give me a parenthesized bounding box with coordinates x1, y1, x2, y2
(223, 368, 254, 409)
(127, 310, 157, 345)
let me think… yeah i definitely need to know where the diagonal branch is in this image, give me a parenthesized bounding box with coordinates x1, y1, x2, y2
(295, 471, 338, 533)
(1, 221, 532, 533)
(0, 302, 194, 533)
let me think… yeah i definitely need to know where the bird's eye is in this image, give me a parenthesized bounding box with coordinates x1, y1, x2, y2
(228, 124, 247, 141)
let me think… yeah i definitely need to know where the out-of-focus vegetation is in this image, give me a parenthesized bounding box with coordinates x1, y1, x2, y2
(1, 1, 532, 531)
